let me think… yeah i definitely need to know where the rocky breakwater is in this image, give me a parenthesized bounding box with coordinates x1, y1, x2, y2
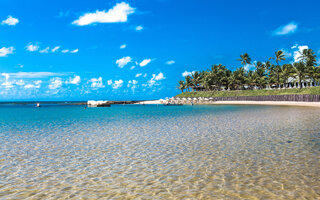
(87, 100, 111, 107)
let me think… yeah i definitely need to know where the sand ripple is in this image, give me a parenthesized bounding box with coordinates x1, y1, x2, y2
(0, 105, 319, 199)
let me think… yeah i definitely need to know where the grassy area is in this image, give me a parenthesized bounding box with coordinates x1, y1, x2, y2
(176, 87, 320, 98)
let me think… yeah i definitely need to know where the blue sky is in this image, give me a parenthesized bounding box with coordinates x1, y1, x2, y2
(1, 0, 320, 101)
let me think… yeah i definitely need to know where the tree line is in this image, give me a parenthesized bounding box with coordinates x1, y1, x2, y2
(178, 49, 319, 92)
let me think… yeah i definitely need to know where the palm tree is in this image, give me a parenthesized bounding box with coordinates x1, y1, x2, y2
(246, 70, 258, 89)
(298, 49, 317, 66)
(177, 49, 319, 92)
(199, 71, 206, 88)
(238, 53, 252, 68)
(233, 67, 247, 89)
(224, 69, 233, 90)
(309, 66, 320, 86)
(296, 49, 317, 87)
(270, 50, 286, 88)
(209, 64, 228, 90)
(292, 62, 309, 88)
(298, 49, 317, 67)
(202, 71, 214, 91)
(178, 80, 186, 92)
(264, 60, 273, 88)
(227, 72, 237, 90)
(273, 50, 286, 65)
(280, 64, 293, 88)
(254, 61, 267, 89)
(184, 75, 192, 92)
(191, 71, 201, 89)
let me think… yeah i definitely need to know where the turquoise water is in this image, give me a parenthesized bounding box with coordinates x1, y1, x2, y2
(0, 104, 319, 199)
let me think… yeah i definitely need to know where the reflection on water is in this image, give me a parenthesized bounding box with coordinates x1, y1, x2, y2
(0, 105, 319, 199)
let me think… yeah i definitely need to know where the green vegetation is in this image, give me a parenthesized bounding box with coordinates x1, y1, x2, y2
(177, 87, 320, 98)
(177, 49, 320, 94)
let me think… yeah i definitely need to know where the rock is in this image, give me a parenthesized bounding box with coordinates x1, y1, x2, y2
(87, 100, 110, 107)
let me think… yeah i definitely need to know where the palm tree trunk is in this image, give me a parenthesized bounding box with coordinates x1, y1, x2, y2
(299, 79, 302, 88)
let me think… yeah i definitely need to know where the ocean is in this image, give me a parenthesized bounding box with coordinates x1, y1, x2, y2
(0, 104, 319, 199)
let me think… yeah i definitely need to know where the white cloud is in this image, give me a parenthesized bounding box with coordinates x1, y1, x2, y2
(120, 44, 126, 49)
(291, 44, 298, 49)
(166, 60, 175, 65)
(244, 61, 257, 71)
(51, 46, 60, 52)
(0, 47, 15, 57)
(0, 74, 42, 90)
(15, 80, 25, 86)
(139, 59, 152, 67)
(281, 49, 292, 58)
(244, 64, 255, 71)
(272, 22, 298, 36)
(26, 45, 76, 54)
(72, 2, 135, 26)
(26, 44, 39, 52)
(24, 84, 36, 89)
(6, 72, 68, 78)
(146, 79, 155, 87)
(1, 16, 19, 26)
(107, 79, 112, 85)
(34, 80, 42, 85)
(135, 73, 142, 77)
(66, 75, 81, 85)
(130, 66, 135, 70)
(182, 71, 195, 77)
(143, 73, 147, 77)
(71, 49, 79, 53)
(39, 47, 50, 53)
(1, 81, 13, 88)
(136, 25, 143, 31)
(2, 73, 9, 80)
(90, 77, 105, 88)
(293, 45, 308, 62)
(127, 80, 138, 91)
(1, 73, 13, 88)
(2, 73, 10, 80)
(24, 81, 41, 89)
(49, 78, 63, 90)
(127, 79, 138, 87)
(116, 56, 132, 68)
(145, 72, 165, 87)
(112, 79, 123, 89)
(154, 72, 165, 80)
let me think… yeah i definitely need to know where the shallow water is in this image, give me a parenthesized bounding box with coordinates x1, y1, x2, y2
(0, 104, 319, 199)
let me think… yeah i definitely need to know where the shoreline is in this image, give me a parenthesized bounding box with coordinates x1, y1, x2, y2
(2, 100, 320, 108)
(137, 100, 320, 108)
(209, 101, 320, 108)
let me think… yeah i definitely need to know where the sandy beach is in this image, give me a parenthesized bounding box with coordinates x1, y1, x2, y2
(211, 101, 320, 108)
(137, 99, 320, 108)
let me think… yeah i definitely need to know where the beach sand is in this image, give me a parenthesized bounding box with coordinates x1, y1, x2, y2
(137, 100, 320, 108)
(211, 101, 320, 108)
